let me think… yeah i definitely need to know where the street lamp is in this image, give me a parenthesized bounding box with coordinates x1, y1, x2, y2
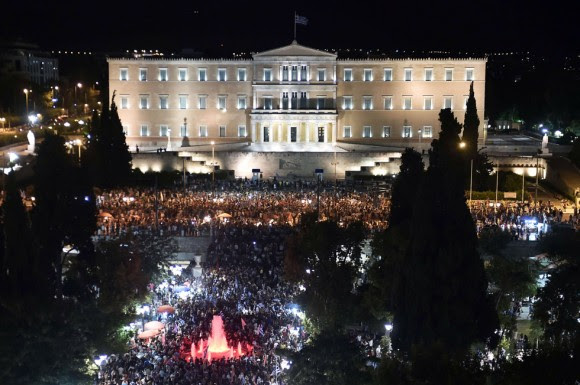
(23, 89, 30, 118)
(75, 83, 82, 115)
(74, 139, 82, 161)
(210, 141, 215, 186)
(459, 141, 473, 210)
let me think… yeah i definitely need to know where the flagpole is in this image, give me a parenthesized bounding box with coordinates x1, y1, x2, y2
(293, 11, 296, 40)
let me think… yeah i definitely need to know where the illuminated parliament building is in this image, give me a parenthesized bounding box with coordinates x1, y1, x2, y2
(108, 41, 485, 152)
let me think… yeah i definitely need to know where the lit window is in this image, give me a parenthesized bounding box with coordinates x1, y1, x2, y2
(344, 68, 352, 81)
(363, 96, 373, 110)
(384, 96, 393, 110)
(343, 126, 352, 138)
(180, 124, 187, 137)
(424, 96, 433, 110)
(120, 96, 129, 109)
(291, 66, 298, 81)
(120, 68, 128, 81)
(403, 96, 412, 110)
(343, 96, 353, 110)
(423, 126, 432, 138)
(217, 96, 226, 110)
(218, 68, 227, 81)
(179, 95, 188, 110)
(198, 68, 207, 81)
(404, 68, 412, 81)
(238, 68, 246, 81)
(264, 97, 272, 109)
(443, 96, 453, 109)
(363, 126, 372, 138)
(466, 68, 474, 81)
(160, 125, 169, 137)
(316, 97, 326, 109)
(403, 126, 412, 138)
(238, 125, 247, 137)
(445, 68, 453, 81)
(383, 126, 391, 138)
(264, 68, 272, 81)
(199, 125, 208, 137)
(139, 68, 147, 81)
(384, 68, 392, 81)
(159, 95, 168, 109)
(140, 125, 149, 136)
(317, 68, 326, 81)
(282, 66, 289, 81)
(237, 95, 247, 110)
(301, 65, 307, 81)
(425, 68, 433, 81)
(159, 68, 168, 81)
(139, 95, 149, 109)
(198, 95, 207, 109)
(178, 68, 188, 81)
(219, 125, 226, 137)
(364, 69, 373, 81)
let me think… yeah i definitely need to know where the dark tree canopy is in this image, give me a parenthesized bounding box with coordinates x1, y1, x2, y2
(462, 82, 480, 159)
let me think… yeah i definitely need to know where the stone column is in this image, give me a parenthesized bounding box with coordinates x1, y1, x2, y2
(305, 122, 309, 143)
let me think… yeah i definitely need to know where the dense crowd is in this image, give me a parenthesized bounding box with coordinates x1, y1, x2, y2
(95, 182, 390, 238)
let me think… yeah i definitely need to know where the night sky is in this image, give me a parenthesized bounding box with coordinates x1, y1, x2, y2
(1, 0, 577, 54)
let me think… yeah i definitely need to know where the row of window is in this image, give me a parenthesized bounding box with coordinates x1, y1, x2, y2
(119, 66, 475, 82)
(343, 95, 468, 111)
(138, 124, 248, 138)
(123, 95, 247, 110)
(343, 125, 433, 139)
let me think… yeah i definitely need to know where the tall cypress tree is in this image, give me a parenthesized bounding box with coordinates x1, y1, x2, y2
(462, 82, 480, 159)
(392, 109, 498, 355)
(107, 93, 132, 186)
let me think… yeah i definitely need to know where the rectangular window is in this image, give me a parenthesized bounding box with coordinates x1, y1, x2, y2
(180, 124, 187, 137)
(139, 68, 147, 81)
(343, 126, 352, 138)
(218, 68, 226, 81)
(238, 125, 247, 137)
(198, 95, 207, 109)
(199, 125, 208, 137)
(178, 68, 188, 81)
(364, 68, 372, 81)
(463, 96, 469, 110)
(291, 66, 298, 81)
(422, 126, 433, 138)
(403, 126, 412, 138)
(159, 95, 168, 109)
(219, 125, 226, 137)
(140, 125, 149, 136)
(425, 68, 433, 81)
(343, 96, 353, 110)
(120, 68, 128, 81)
(237, 68, 246, 81)
(404, 68, 412, 81)
(120, 96, 129, 109)
(264, 68, 272, 81)
(316, 96, 325, 109)
(282, 66, 288, 81)
(384, 96, 393, 110)
(179, 95, 188, 110)
(301, 65, 307, 81)
(443, 96, 453, 109)
(383, 126, 391, 138)
(237, 95, 247, 110)
(160, 125, 169, 137)
(317, 68, 326, 81)
(363, 96, 373, 110)
(159, 68, 168, 81)
(217, 96, 226, 110)
(139, 95, 149, 109)
(466, 68, 474, 81)
(344, 68, 352, 81)
(384, 68, 392, 81)
(403, 96, 412, 110)
(198, 68, 207, 81)
(363, 126, 372, 138)
(445, 68, 453, 81)
(264, 97, 272, 109)
(424, 96, 433, 110)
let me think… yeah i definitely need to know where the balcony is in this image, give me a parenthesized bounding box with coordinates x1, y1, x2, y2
(257, 98, 336, 111)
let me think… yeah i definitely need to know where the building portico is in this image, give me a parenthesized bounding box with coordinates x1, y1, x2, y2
(250, 113, 337, 145)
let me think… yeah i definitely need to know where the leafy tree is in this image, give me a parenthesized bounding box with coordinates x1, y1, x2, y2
(392, 109, 499, 355)
(570, 137, 580, 169)
(462, 81, 480, 160)
(388, 148, 424, 227)
(285, 330, 371, 385)
(471, 151, 494, 192)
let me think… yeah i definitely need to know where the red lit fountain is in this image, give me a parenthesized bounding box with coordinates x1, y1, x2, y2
(191, 315, 251, 362)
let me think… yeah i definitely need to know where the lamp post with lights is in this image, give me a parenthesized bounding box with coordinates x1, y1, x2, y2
(23, 89, 30, 119)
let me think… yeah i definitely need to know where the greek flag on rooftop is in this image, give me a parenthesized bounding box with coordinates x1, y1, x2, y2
(295, 14, 308, 25)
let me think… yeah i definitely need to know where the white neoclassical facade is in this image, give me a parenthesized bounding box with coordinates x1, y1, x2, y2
(108, 41, 486, 151)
